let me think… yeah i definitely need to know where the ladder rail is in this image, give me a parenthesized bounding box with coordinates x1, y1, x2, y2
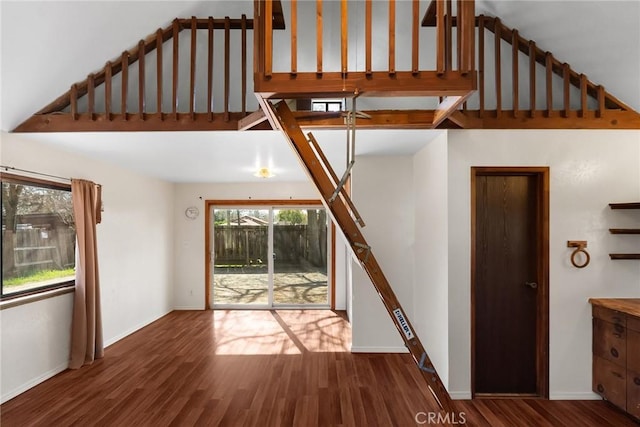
(307, 133, 365, 227)
(269, 100, 455, 414)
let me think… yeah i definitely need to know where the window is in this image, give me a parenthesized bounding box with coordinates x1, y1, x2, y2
(312, 99, 344, 112)
(1, 173, 75, 299)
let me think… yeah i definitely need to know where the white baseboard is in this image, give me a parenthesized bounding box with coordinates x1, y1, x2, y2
(1, 362, 68, 404)
(104, 309, 172, 348)
(350, 346, 409, 353)
(450, 391, 472, 400)
(173, 306, 205, 310)
(550, 392, 601, 400)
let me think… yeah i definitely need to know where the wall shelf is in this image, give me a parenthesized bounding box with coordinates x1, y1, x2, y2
(609, 203, 640, 259)
(609, 254, 640, 260)
(609, 202, 640, 209)
(609, 229, 640, 234)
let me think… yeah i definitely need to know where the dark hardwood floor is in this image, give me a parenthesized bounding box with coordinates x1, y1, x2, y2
(1, 310, 638, 426)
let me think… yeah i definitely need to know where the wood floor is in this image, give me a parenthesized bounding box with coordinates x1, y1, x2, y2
(1, 310, 638, 426)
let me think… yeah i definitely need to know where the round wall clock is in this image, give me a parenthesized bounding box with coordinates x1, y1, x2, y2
(185, 206, 199, 220)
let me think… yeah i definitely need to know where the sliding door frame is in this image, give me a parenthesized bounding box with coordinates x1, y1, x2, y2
(205, 199, 335, 310)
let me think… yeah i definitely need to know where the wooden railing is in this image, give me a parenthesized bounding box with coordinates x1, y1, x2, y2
(253, 0, 477, 100)
(476, 16, 633, 119)
(15, 16, 287, 132)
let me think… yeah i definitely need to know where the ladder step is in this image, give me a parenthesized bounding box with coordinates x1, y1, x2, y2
(267, 99, 454, 414)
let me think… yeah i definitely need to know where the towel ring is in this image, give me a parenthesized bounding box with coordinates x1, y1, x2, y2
(568, 241, 590, 268)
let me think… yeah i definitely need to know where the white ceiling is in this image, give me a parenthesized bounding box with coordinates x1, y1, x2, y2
(1, 1, 638, 183)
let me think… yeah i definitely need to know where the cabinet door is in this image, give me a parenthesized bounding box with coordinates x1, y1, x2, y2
(593, 318, 627, 366)
(594, 356, 626, 410)
(628, 370, 640, 419)
(629, 330, 640, 373)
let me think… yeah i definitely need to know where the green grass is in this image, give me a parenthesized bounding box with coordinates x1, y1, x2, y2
(3, 268, 75, 287)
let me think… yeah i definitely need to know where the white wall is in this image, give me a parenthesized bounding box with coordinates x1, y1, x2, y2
(412, 132, 450, 387)
(0, 132, 175, 403)
(446, 129, 640, 399)
(350, 156, 414, 352)
(172, 181, 347, 310)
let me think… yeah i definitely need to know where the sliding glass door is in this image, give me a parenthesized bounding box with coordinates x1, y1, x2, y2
(211, 204, 329, 309)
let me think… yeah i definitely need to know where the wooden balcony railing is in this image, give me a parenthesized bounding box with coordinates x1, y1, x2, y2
(253, 0, 477, 102)
(14, 16, 285, 132)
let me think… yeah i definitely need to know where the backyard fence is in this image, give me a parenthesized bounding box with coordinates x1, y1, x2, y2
(214, 224, 326, 268)
(2, 227, 75, 277)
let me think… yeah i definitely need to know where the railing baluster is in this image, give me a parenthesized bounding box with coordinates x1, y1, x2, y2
(545, 52, 553, 116)
(365, 0, 372, 75)
(436, 0, 445, 75)
(512, 30, 519, 118)
(224, 16, 230, 122)
(105, 61, 112, 121)
(388, 0, 395, 74)
(456, 0, 462, 70)
(596, 85, 605, 118)
(580, 74, 587, 118)
(291, 0, 297, 75)
(478, 16, 485, 118)
(190, 17, 197, 120)
(156, 29, 163, 116)
(412, 0, 419, 74)
(172, 19, 179, 120)
(88, 73, 95, 121)
(265, 0, 273, 77)
(242, 14, 247, 115)
(71, 84, 78, 121)
(208, 17, 214, 122)
(494, 18, 502, 118)
(445, 0, 452, 71)
(121, 51, 128, 120)
(529, 40, 536, 117)
(316, 0, 323, 74)
(467, 0, 475, 72)
(341, 0, 347, 75)
(563, 63, 570, 118)
(138, 40, 145, 119)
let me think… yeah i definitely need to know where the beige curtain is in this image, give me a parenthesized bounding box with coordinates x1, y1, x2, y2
(69, 179, 103, 369)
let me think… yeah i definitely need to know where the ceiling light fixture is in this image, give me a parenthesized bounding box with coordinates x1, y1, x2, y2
(254, 167, 275, 179)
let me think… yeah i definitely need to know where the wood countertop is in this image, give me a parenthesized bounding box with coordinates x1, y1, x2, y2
(589, 298, 640, 318)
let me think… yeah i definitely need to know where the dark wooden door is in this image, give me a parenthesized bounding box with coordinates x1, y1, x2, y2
(474, 174, 539, 395)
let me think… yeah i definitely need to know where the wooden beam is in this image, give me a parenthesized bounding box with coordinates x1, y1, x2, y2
(238, 109, 267, 131)
(12, 112, 274, 132)
(461, 110, 640, 129)
(293, 109, 437, 129)
(254, 70, 477, 98)
(255, 95, 282, 131)
(443, 110, 483, 129)
(432, 92, 473, 128)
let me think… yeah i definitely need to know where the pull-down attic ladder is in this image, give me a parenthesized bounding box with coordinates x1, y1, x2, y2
(264, 100, 455, 414)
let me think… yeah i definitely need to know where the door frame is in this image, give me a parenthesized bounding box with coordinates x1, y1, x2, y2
(470, 167, 550, 399)
(204, 199, 335, 310)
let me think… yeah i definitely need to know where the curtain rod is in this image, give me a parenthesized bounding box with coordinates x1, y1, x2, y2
(0, 165, 102, 187)
(1, 165, 71, 182)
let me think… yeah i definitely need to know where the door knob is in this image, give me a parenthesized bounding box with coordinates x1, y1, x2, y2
(525, 282, 538, 289)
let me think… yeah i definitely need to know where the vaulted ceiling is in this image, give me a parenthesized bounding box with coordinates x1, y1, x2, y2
(1, 1, 638, 182)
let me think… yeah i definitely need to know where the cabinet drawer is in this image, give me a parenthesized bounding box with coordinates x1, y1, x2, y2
(593, 306, 626, 327)
(628, 370, 640, 420)
(629, 329, 640, 373)
(594, 356, 626, 410)
(628, 315, 640, 333)
(593, 318, 626, 366)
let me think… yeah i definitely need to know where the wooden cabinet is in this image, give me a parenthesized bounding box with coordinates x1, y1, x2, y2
(590, 298, 640, 420)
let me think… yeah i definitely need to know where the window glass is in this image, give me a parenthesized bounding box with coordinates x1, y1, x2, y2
(1, 176, 75, 298)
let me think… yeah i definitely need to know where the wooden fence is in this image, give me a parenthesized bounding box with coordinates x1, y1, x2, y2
(213, 224, 326, 267)
(2, 227, 75, 277)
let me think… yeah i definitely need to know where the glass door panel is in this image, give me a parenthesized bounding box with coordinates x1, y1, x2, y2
(273, 208, 328, 305)
(212, 209, 269, 306)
